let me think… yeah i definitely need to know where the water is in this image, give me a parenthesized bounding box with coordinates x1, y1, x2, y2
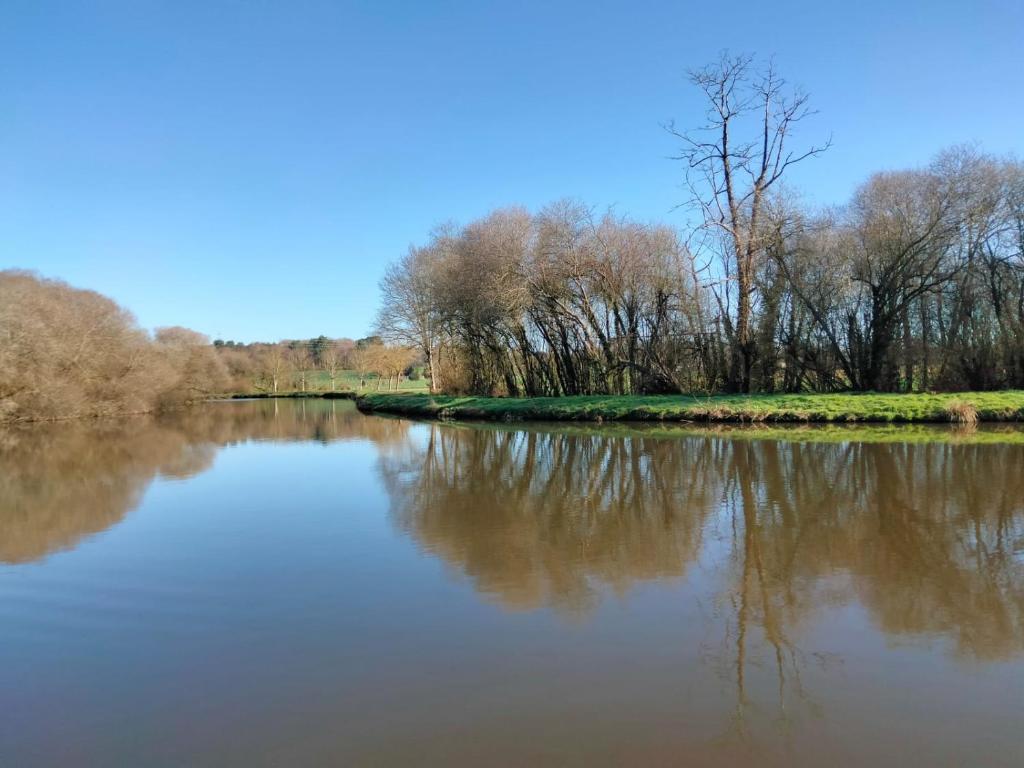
(1, 399, 1022, 766)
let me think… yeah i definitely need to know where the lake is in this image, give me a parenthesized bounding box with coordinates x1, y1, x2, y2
(1, 398, 1022, 766)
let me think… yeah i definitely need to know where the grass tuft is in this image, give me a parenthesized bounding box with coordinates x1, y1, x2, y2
(944, 400, 978, 424)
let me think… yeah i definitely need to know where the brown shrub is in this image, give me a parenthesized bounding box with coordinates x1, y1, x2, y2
(944, 400, 978, 424)
(0, 271, 219, 422)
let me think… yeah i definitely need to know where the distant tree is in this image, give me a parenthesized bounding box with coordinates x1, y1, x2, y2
(382, 346, 418, 390)
(154, 326, 229, 402)
(335, 337, 356, 368)
(320, 341, 345, 391)
(348, 344, 377, 390)
(262, 344, 289, 394)
(287, 343, 313, 392)
(376, 245, 444, 391)
(309, 335, 330, 367)
(216, 343, 263, 394)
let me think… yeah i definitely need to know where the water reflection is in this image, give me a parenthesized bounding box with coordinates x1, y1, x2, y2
(380, 426, 715, 614)
(5, 405, 1023, 661)
(380, 423, 1024, 659)
(3, 401, 1024, 765)
(375, 422, 1024, 753)
(0, 399, 409, 564)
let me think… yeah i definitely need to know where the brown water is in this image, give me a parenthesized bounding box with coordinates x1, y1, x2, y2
(1, 399, 1022, 766)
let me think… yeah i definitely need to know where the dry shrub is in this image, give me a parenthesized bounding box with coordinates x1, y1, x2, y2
(431, 347, 475, 395)
(944, 400, 978, 424)
(0, 270, 222, 422)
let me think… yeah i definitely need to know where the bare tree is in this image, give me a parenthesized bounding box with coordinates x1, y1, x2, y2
(320, 340, 345, 391)
(376, 245, 444, 392)
(0, 271, 222, 421)
(287, 343, 313, 392)
(348, 344, 377, 391)
(154, 326, 229, 402)
(262, 344, 289, 394)
(670, 53, 830, 392)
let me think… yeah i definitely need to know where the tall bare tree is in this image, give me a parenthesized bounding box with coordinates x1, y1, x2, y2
(287, 343, 313, 392)
(670, 53, 830, 392)
(320, 340, 345, 391)
(375, 245, 445, 392)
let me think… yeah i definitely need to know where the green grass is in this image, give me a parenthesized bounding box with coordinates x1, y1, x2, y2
(232, 370, 430, 396)
(305, 370, 430, 393)
(356, 390, 1024, 424)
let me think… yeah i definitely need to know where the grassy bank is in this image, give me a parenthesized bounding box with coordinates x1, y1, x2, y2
(356, 391, 1024, 424)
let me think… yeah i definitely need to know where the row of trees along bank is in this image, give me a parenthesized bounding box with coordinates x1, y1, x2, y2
(0, 272, 421, 422)
(374, 55, 1024, 396)
(212, 337, 419, 394)
(0, 271, 228, 421)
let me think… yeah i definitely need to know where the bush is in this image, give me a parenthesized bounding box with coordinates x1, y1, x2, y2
(0, 271, 225, 422)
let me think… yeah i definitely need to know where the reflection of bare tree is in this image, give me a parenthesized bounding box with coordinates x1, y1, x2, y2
(380, 424, 719, 614)
(850, 443, 1024, 660)
(380, 423, 1024, 755)
(0, 400, 408, 564)
(383, 421, 1024, 656)
(704, 437, 1024, 744)
(161, 398, 411, 448)
(0, 419, 209, 564)
(724, 440, 1024, 660)
(713, 439, 851, 744)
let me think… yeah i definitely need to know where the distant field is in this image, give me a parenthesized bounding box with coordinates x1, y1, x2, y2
(302, 370, 430, 392)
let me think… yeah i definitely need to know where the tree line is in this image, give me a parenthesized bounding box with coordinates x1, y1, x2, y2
(375, 55, 1024, 396)
(0, 271, 420, 421)
(213, 336, 420, 394)
(0, 271, 230, 421)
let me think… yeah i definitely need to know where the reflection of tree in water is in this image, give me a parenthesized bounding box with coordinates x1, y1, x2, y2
(381, 425, 719, 614)
(709, 438, 1024, 744)
(163, 397, 411, 448)
(722, 440, 1024, 662)
(385, 425, 1024, 655)
(382, 423, 1024, 739)
(0, 399, 407, 564)
(0, 419, 213, 564)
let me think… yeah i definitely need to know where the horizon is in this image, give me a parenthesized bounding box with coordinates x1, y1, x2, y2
(3, 0, 1022, 342)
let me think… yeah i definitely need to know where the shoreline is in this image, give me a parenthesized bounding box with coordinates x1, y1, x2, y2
(355, 391, 1024, 424)
(227, 391, 356, 400)
(0, 391, 360, 424)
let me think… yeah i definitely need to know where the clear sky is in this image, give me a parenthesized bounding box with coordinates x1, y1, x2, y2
(2, 0, 1022, 342)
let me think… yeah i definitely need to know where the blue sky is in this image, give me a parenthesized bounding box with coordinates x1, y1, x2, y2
(2, 0, 1022, 342)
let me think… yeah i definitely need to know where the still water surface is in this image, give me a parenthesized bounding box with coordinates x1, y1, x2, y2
(1, 399, 1022, 766)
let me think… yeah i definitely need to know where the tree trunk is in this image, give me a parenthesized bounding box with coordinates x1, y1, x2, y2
(731, 263, 754, 393)
(902, 305, 913, 392)
(425, 348, 436, 393)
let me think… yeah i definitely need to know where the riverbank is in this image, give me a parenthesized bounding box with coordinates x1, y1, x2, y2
(356, 391, 1024, 424)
